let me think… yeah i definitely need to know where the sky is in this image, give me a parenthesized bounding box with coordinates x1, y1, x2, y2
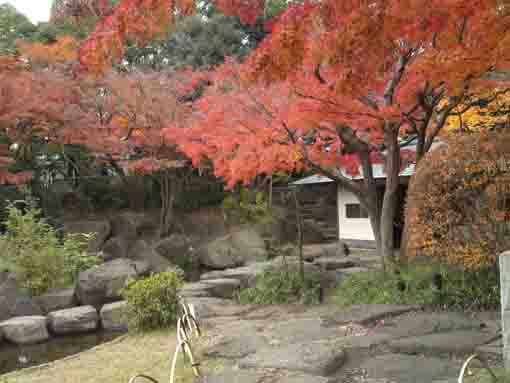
(3, 0, 52, 24)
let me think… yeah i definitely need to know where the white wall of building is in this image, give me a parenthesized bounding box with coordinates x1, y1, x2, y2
(337, 185, 375, 241)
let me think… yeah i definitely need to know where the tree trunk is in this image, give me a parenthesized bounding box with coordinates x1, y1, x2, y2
(399, 221, 409, 264)
(379, 128, 401, 271)
(159, 170, 177, 238)
(369, 211, 385, 271)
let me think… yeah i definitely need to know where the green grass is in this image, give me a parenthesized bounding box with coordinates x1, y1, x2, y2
(0, 330, 220, 383)
(332, 261, 500, 310)
(461, 368, 510, 383)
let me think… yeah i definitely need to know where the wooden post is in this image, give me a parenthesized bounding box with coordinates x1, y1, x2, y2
(500, 251, 510, 371)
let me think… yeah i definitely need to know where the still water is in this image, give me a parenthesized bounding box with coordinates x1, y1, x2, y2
(0, 331, 124, 375)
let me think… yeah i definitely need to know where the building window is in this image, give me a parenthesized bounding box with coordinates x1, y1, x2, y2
(345, 203, 369, 219)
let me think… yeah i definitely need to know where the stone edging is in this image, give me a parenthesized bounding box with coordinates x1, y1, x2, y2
(0, 333, 129, 379)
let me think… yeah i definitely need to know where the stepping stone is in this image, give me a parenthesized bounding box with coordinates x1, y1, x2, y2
(264, 318, 348, 344)
(355, 353, 460, 383)
(307, 304, 421, 326)
(200, 370, 266, 383)
(201, 278, 241, 299)
(200, 263, 272, 288)
(379, 311, 493, 339)
(100, 301, 129, 331)
(239, 340, 346, 376)
(200, 320, 269, 359)
(184, 297, 255, 319)
(48, 306, 99, 335)
(312, 256, 357, 270)
(0, 316, 49, 344)
(388, 329, 498, 356)
(276, 374, 336, 383)
(179, 283, 214, 298)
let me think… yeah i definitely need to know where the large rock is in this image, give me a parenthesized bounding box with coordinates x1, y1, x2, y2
(0, 316, 49, 344)
(200, 262, 273, 288)
(198, 229, 267, 270)
(127, 239, 173, 273)
(111, 212, 155, 240)
(198, 236, 242, 270)
(230, 229, 267, 264)
(100, 301, 129, 331)
(154, 234, 194, 263)
(201, 278, 241, 299)
(48, 306, 99, 335)
(75, 258, 150, 306)
(62, 220, 111, 253)
(35, 288, 76, 314)
(180, 279, 241, 299)
(0, 275, 43, 322)
(101, 236, 129, 261)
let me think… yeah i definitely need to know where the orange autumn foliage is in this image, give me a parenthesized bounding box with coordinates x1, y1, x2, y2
(406, 131, 510, 269)
(17, 36, 79, 67)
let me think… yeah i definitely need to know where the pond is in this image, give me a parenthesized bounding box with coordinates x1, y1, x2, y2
(0, 331, 125, 376)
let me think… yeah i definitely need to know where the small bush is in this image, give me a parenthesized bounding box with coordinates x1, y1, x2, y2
(121, 271, 184, 332)
(333, 263, 499, 311)
(1, 200, 100, 295)
(237, 266, 321, 306)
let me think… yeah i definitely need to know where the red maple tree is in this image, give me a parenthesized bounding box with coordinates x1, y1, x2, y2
(7, 0, 510, 264)
(169, 0, 510, 266)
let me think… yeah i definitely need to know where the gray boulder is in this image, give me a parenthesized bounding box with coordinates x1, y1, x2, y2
(201, 278, 241, 299)
(100, 301, 129, 331)
(154, 234, 194, 262)
(62, 220, 111, 253)
(199, 235, 242, 269)
(35, 288, 76, 314)
(111, 212, 154, 240)
(0, 316, 49, 344)
(48, 306, 98, 335)
(0, 275, 43, 322)
(200, 262, 273, 288)
(230, 229, 267, 264)
(199, 229, 267, 270)
(75, 258, 150, 306)
(101, 236, 129, 261)
(127, 239, 173, 273)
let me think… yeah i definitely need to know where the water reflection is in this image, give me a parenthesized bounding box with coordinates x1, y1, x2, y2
(0, 331, 124, 375)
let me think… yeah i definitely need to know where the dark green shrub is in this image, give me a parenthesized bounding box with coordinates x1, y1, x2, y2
(121, 271, 184, 332)
(237, 266, 321, 306)
(333, 263, 500, 311)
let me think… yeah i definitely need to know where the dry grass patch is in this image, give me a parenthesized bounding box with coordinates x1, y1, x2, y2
(0, 330, 217, 383)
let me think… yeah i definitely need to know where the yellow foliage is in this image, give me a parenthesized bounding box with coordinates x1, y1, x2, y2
(17, 36, 78, 67)
(443, 90, 510, 133)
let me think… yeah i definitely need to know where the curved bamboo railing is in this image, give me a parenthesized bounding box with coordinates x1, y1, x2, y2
(127, 295, 202, 383)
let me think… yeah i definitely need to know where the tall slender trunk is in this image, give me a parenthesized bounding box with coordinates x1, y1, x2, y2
(380, 128, 401, 270)
(159, 170, 177, 238)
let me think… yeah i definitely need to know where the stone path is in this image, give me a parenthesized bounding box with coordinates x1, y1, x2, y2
(179, 257, 502, 383)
